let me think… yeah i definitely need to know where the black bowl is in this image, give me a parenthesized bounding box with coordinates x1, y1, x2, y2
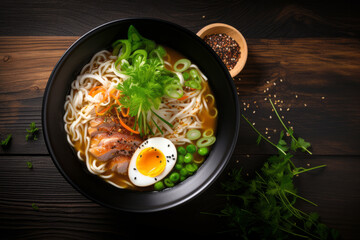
(42, 18, 240, 212)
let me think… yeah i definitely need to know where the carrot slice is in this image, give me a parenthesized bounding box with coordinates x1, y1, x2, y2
(121, 107, 129, 117)
(115, 108, 139, 134)
(177, 95, 189, 101)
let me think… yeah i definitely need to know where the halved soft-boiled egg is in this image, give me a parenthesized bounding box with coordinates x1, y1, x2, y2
(128, 137, 177, 187)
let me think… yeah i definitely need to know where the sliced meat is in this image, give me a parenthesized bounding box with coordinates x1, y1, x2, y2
(107, 156, 130, 175)
(97, 132, 142, 147)
(89, 142, 135, 161)
(88, 117, 117, 137)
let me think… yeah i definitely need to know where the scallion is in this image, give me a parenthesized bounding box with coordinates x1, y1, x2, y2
(186, 129, 201, 140)
(196, 136, 216, 148)
(174, 59, 191, 72)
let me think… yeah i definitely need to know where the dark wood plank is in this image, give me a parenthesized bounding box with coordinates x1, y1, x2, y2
(1, 37, 359, 155)
(0, 155, 358, 239)
(0, 37, 76, 154)
(0, 0, 359, 38)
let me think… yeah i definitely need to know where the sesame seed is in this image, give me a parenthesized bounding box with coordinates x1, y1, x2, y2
(253, 110, 256, 114)
(295, 95, 298, 98)
(281, 116, 284, 119)
(273, 82, 276, 86)
(280, 79, 283, 82)
(304, 103, 307, 107)
(321, 96, 325, 99)
(252, 122, 256, 126)
(269, 116, 272, 119)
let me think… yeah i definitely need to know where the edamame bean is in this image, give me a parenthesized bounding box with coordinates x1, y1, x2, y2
(154, 181, 165, 191)
(186, 144, 197, 153)
(177, 146, 186, 155)
(184, 153, 193, 163)
(177, 155, 184, 164)
(198, 147, 209, 156)
(180, 168, 188, 176)
(164, 178, 174, 187)
(175, 163, 182, 170)
(169, 172, 180, 182)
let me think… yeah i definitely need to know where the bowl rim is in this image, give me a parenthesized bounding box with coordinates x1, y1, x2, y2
(42, 18, 241, 212)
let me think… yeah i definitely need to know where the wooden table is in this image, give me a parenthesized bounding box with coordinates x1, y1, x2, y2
(0, 1, 359, 239)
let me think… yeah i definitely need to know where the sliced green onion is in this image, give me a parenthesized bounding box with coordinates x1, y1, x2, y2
(196, 136, 216, 148)
(189, 69, 201, 83)
(151, 109, 174, 128)
(203, 129, 214, 137)
(185, 80, 202, 90)
(186, 129, 201, 140)
(182, 72, 190, 80)
(128, 25, 142, 42)
(151, 117, 163, 135)
(164, 84, 184, 99)
(114, 40, 131, 67)
(149, 49, 164, 64)
(174, 59, 191, 72)
(156, 45, 167, 57)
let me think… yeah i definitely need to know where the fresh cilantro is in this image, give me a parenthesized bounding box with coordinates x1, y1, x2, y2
(26, 122, 39, 141)
(27, 161, 33, 169)
(31, 203, 39, 211)
(204, 99, 339, 239)
(1, 134, 12, 147)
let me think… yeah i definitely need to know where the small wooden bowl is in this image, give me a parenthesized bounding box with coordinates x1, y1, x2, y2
(197, 23, 248, 77)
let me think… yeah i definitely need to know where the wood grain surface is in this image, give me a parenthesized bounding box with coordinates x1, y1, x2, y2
(0, 1, 360, 239)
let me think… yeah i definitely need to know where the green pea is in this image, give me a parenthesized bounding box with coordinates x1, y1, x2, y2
(164, 178, 174, 187)
(180, 176, 186, 182)
(198, 147, 209, 156)
(169, 172, 180, 182)
(184, 153, 193, 163)
(154, 181, 165, 191)
(186, 144, 197, 153)
(175, 163, 182, 171)
(180, 168, 188, 176)
(177, 155, 184, 164)
(185, 163, 198, 173)
(177, 146, 187, 155)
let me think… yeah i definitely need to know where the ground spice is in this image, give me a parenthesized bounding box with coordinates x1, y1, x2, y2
(203, 33, 241, 71)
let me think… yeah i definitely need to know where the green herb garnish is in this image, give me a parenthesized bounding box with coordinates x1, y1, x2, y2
(31, 203, 39, 211)
(204, 99, 339, 239)
(1, 134, 12, 147)
(27, 161, 33, 169)
(26, 122, 39, 141)
(113, 25, 184, 136)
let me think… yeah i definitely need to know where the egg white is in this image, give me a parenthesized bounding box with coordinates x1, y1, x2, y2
(128, 137, 177, 187)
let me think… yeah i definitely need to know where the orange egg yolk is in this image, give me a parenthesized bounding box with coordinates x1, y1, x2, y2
(136, 147, 166, 177)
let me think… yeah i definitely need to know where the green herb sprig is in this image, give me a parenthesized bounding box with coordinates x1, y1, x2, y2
(26, 122, 39, 141)
(204, 99, 339, 239)
(1, 134, 12, 147)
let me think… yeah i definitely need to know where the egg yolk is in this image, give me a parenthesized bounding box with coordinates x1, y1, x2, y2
(136, 147, 166, 177)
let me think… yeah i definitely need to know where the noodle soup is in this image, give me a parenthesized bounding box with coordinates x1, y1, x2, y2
(64, 26, 217, 191)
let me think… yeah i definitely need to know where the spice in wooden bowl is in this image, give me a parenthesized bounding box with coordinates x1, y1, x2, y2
(203, 33, 241, 71)
(197, 23, 248, 77)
